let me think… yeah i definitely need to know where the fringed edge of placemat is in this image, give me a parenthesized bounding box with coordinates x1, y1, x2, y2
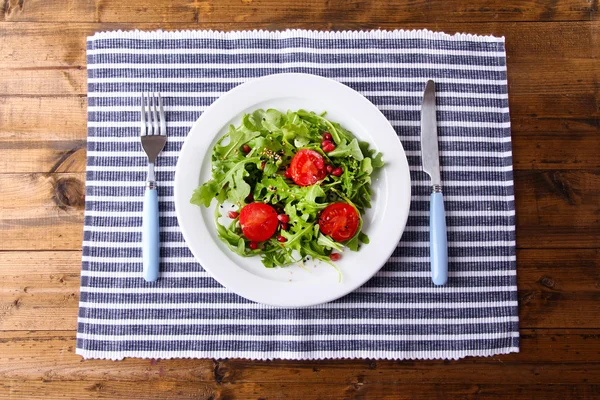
(87, 28, 505, 43)
(76, 344, 520, 361)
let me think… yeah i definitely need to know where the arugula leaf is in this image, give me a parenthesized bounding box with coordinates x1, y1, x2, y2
(372, 152, 384, 168)
(263, 109, 285, 131)
(359, 232, 370, 244)
(361, 157, 373, 175)
(216, 123, 261, 160)
(225, 165, 252, 205)
(317, 233, 344, 252)
(190, 179, 220, 208)
(327, 138, 364, 161)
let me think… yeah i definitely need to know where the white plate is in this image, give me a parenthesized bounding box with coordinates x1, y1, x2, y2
(174, 73, 411, 307)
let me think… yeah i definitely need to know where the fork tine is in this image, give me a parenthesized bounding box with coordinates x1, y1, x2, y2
(147, 93, 154, 135)
(151, 93, 159, 136)
(158, 94, 166, 136)
(146, 92, 154, 135)
(140, 93, 147, 136)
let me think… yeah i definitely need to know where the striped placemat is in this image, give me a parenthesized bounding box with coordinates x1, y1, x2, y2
(78, 29, 518, 360)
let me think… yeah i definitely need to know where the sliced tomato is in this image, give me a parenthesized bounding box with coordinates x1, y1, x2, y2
(318, 202, 360, 242)
(289, 149, 327, 187)
(239, 202, 279, 242)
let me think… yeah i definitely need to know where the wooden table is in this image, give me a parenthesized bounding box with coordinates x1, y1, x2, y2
(0, 1, 598, 399)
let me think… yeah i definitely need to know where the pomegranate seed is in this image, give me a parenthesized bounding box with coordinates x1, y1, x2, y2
(280, 223, 289, 231)
(277, 235, 287, 243)
(322, 132, 333, 141)
(277, 214, 290, 224)
(249, 241, 259, 250)
(321, 139, 332, 147)
(246, 192, 254, 202)
(284, 168, 293, 179)
(261, 161, 266, 170)
(322, 142, 336, 153)
(332, 167, 343, 177)
(326, 164, 333, 174)
(227, 211, 239, 219)
(241, 144, 251, 153)
(329, 253, 342, 261)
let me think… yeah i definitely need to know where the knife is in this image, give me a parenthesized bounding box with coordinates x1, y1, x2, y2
(420, 80, 448, 285)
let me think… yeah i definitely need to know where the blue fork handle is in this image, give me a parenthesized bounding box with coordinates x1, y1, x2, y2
(430, 192, 448, 285)
(143, 186, 160, 282)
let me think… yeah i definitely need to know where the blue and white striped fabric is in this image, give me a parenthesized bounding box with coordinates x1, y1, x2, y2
(77, 29, 518, 360)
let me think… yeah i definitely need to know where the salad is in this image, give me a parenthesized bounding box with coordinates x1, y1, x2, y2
(191, 109, 383, 270)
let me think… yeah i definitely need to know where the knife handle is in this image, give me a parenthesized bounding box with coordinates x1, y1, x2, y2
(430, 190, 448, 285)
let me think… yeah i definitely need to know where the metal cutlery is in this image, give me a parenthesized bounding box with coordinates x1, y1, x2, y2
(420, 80, 448, 286)
(140, 92, 167, 282)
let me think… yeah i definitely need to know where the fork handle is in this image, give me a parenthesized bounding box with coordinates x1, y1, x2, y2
(143, 183, 160, 282)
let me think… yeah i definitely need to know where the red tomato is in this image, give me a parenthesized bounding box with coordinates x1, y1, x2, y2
(289, 149, 327, 186)
(239, 202, 279, 242)
(329, 252, 342, 261)
(318, 202, 360, 242)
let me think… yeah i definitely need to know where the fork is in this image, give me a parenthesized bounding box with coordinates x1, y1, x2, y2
(140, 92, 167, 282)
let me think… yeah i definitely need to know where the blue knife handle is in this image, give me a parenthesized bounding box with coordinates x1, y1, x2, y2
(430, 191, 448, 285)
(143, 186, 160, 282)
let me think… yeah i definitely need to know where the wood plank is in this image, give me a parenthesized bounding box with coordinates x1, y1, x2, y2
(0, 0, 99, 23)
(517, 249, 600, 328)
(511, 136, 600, 170)
(219, 383, 597, 400)
(0, 22, 596, 69)
(0, 252, 81, 331)
(0, 97, 88, 174)
(0, 68, 87, 97)
(0, 97, 86, 139)
(0, 380, 219, 399)
(0, 329, 597, 383)
(0, 142, 86, 174)
(0, 0, 198, 23)
(0, 0, 596, 23)
(0, 173, 85, 251)
(514, 170, 600, 249)
(0, 249, 597, 331)
(0, 379, 599, 399)
(0, 169, 598, 250)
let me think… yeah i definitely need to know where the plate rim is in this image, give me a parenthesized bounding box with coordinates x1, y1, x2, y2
(174, 73, 411, 307)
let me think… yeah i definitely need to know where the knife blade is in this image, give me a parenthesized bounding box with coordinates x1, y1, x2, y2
(420, 80, 448, 286)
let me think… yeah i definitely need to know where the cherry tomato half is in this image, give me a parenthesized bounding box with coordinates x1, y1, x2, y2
(239, 202, 279, 242)
(289, 149, 327, 186)
(318, 202, 360, 242)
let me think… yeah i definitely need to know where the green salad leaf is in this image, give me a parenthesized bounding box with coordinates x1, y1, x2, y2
(191, 109, 384, 274)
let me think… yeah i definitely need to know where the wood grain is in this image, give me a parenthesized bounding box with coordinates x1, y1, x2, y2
(3, 380, 598, 400)
(1, 0, 597, 23)
(0, 380, 219, 399)
(0, 173, 85, 251)
(0, 381, 599, 400)
(514, 170, 600, 249)
(0, 249, 597, 331)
